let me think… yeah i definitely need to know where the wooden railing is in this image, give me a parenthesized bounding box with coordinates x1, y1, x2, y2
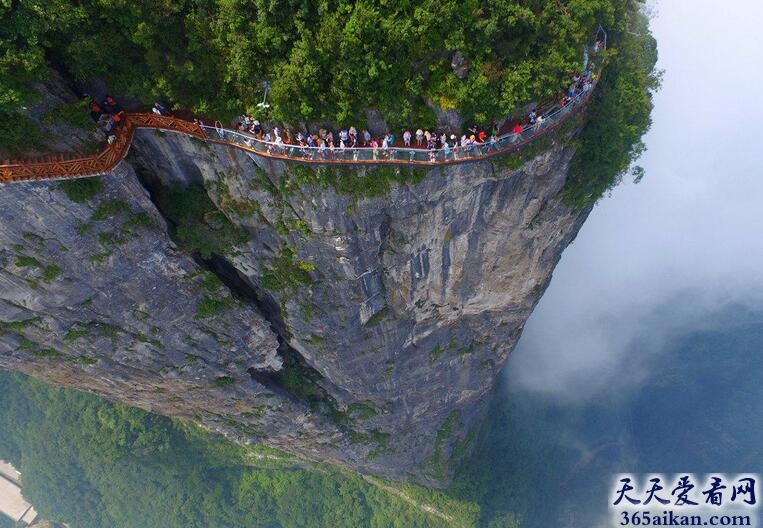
(0, 114, 205, 184)
(0, 80, 596, 185)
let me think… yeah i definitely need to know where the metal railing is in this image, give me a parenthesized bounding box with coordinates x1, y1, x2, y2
(0, 52, 600, 183)
(199, 77, 597, 167)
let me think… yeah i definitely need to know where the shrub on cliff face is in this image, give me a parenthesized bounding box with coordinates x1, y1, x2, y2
(59, 178, 103, 203)
(157, 183, 250, 259)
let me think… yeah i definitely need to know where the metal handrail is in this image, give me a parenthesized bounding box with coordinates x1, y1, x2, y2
(0, 45, 602, 182)
(199, 76, 597, 166)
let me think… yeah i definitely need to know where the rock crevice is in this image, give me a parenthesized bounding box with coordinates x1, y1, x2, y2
(0, 125, 591, 484)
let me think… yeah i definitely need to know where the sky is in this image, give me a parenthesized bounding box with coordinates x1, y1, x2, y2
(505, 0, 763, 400)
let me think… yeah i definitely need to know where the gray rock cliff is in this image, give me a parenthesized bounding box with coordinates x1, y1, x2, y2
(0, 127, 590, 484)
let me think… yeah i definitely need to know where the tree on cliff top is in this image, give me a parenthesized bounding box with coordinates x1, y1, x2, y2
(1, 0, 658, 208)
(3, 0, 620, 131)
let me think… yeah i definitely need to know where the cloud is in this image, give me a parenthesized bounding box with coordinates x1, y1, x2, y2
(504, 0, 763, 400)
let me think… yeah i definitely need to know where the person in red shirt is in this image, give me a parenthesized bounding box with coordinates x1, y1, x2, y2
(512, 123, 523, 141)
(90, 103, 103, 123)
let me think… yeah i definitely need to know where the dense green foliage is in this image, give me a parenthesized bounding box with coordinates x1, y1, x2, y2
(287, 164, 429, 200)
(158, 183, 250, 259)
(1, 0, 657, 206)
(4, 0, 617, 131)
(59, 178, 104, 203)
(260, 247, 316, 292)
(563, 3, 660, 207)
(0, 369, 480, 527)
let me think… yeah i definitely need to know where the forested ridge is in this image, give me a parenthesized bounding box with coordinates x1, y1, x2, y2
(3, 0, 611, 125)
(0, 370, 481, 528)
(1, 0, 658, 207)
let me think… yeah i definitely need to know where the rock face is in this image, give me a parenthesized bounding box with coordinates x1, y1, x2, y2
(0, 127, 589, 484)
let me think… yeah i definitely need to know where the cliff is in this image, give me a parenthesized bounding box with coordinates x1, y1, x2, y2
(0, 127, 589, 484)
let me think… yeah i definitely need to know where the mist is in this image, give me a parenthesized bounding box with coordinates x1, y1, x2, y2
(505, 0, 763, 400)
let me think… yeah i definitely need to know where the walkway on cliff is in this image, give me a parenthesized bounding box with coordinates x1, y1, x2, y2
(0, 77, 597, 185)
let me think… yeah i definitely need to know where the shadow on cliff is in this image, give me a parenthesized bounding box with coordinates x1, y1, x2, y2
(129, 161, 349, 414)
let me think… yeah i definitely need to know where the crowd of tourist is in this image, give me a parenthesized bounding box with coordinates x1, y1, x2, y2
(80, 64, 595, 161)
(211, 69, 595, 162)
(87, 95, 126, 144)
(86, 96, 173, 145)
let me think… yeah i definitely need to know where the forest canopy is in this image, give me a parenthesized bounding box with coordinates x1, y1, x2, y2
(0, 370, 480, 527)
(2, 0, 623, 128)
(0, 0, 658, 204)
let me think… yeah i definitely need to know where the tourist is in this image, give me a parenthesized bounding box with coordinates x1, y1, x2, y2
(415, 128, 424, 146)
(274, 135, 283, 155)
(103, 96, 124, 117)
(512, 123, 523, 142)
(90, 102, 104, 122)
(427, 138, 437, 162)
(153, 102, 169, 116)
(214, 120, 226, 140)
(338, 138, 346, 159)
(403, 130, 412, 147)
(98, 114, 115, 134)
